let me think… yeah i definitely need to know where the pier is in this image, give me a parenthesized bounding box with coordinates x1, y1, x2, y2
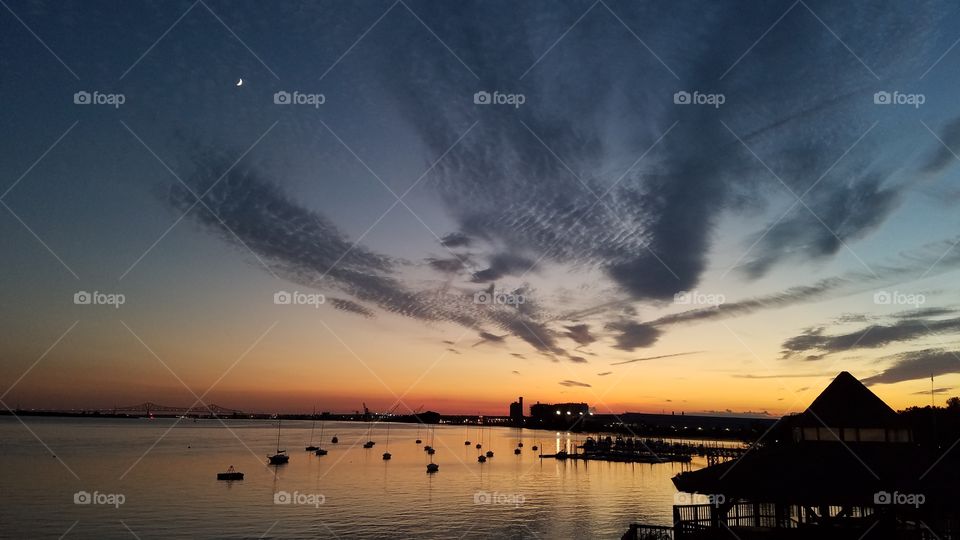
(540, 436, 748, 464)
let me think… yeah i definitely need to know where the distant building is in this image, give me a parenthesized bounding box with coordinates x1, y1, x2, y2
(530, 401, 589, 418)
(529, 401, 589, 428)
(509, 396, 524, 426)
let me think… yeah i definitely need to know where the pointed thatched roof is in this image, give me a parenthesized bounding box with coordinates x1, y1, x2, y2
(796, 371, 899, 428)
(671, 372, 941, 504)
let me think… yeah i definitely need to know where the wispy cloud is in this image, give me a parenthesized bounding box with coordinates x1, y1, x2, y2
(611, 351, 702, 366)
(782, 311, 960, 359)
(863, 349, 960, 386)
(559, 379, 591, 388)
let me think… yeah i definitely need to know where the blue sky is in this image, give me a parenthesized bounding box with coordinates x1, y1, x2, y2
(3, 0, 960, 413)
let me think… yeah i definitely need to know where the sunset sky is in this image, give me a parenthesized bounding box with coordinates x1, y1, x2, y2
(3, 0, 960, 416)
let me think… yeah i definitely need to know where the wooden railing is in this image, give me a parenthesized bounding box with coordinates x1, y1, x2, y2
(672, 502, 884, 529)
(667, 503, 954, 539)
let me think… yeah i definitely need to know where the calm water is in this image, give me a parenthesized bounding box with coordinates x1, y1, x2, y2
(0, 417, 708, 538)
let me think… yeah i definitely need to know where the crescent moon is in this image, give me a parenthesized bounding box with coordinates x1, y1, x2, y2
(236, 78, 243, 87)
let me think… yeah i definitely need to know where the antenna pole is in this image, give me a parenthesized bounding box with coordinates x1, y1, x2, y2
(932, 374, 938, 448)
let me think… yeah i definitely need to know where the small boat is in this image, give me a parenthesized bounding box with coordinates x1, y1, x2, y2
(217, 465, 244, 480)
(477, 455, 486, 463)
(475, 443, 482, 449)
(415, 439, 422, 444)
(426, 427, 439, 473)
(517, 442, 523, 447)
(268, 449, 289, 464)
(464, 440, 471, 445)
(423, 445, 433, 452)
(426, 447, 435, 455)
(532, 445, 538, 451)
(268, 419, 290, 465)
(382, 424, 392, 460)
(331, 436, 339, 443)
(310, 420, 327, 454)
(305, 407, 319, 451)
(362, 423, 375, 448)
(486, 450, 494, 458)
(268, 450, 289, 464)
(514, 448, 521, 455)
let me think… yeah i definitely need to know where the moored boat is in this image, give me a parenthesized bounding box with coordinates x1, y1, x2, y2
(216, 465, 244, 480)
(268, 418, 289, 465)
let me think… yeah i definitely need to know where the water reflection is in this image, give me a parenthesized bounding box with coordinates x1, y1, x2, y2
(0, 417, 702, 538)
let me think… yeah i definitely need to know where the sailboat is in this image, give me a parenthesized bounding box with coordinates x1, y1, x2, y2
(268, 418, 289, 465)
(382, 423, 392, 460)
(314, 421, 328, 456)
(362, 422, 376, 448)
(426, 426, 436, 454)
(476, 427, 487, 463)
(305, 408, 319, 451)
(415, 423, 422, 445)
(426, 426, 439, 473)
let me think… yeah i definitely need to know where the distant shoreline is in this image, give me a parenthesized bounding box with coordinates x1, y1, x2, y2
(0, 409, 775, 442)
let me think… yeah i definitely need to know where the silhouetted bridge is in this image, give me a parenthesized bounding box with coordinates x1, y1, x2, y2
(110, 402, 243, 416)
